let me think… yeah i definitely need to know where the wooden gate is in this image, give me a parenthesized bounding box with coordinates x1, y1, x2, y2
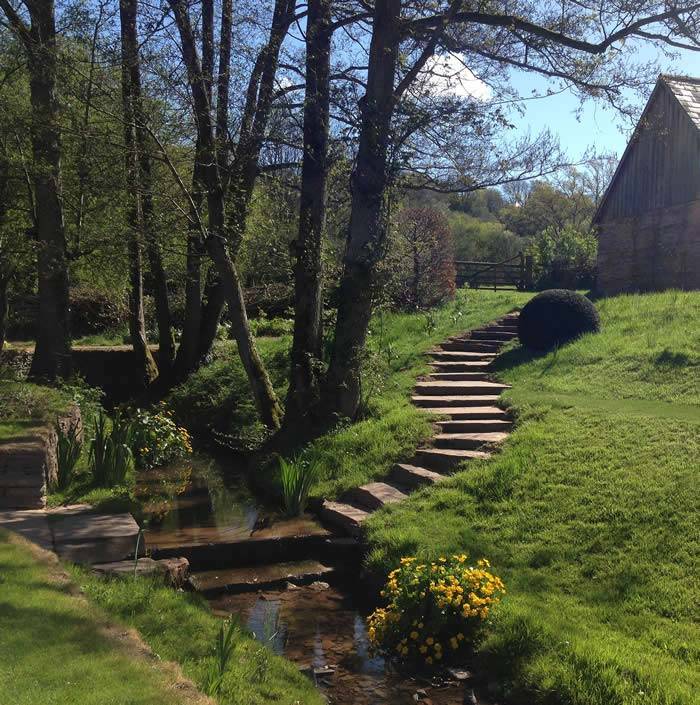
(455, 254, 533, 290)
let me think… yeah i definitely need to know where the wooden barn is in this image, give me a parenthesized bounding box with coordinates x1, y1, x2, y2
(594, 75, 700, 294)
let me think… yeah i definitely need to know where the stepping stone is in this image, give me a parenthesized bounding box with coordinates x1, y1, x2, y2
(414, 381, 510, 396)
(414, 448, 491, 472)
(412, 395, 502, 407)
(49, 506, 142, 565)
(429, 351, 496, 361)
(319, 500, 369, 537)
(189, 560, 334, 596)
(433, 432, 509, 450)
(427, 372, 490, 381)
(437, 419, 513, 433)
(344, 482, 409, 511)
(390, 464, 445, 488)
(419, 406, 508, 420)
(92, 556, 190, 586)
(440, 340, 503, 353)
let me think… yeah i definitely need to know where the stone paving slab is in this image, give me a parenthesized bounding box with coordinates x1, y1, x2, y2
(0, 508, 53, 551)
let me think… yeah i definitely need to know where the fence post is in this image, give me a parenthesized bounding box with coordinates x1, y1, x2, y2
(523, 254, 534, 290)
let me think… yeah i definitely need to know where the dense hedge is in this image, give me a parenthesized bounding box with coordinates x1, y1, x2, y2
(518, 289, 600, 350)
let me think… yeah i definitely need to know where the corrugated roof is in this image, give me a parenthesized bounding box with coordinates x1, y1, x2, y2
(661, 75, 700, 131)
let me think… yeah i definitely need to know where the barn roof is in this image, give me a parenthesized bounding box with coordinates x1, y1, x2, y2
(593, 74, 700, 224)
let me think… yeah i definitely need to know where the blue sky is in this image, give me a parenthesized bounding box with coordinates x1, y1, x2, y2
(511, 46, 700, 161)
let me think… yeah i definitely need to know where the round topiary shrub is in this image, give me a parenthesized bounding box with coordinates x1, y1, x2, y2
(518, 289, 600, 351)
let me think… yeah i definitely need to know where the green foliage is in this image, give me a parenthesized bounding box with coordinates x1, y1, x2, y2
(279, 456, 319, 517)
(364, 291, 700, 705)
(527, 225, 597, 288)
(54, 420, 82, 491)
(447, 211, 523, 262)
(130, 407, 192, 469)
(202, 618, 239, 696)
(518, 289, 600, 350)
(249, 313, 294, 337)
(89, 411, 134, 487)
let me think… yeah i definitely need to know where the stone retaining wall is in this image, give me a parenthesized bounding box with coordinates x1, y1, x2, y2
(0, 404, 82, 509)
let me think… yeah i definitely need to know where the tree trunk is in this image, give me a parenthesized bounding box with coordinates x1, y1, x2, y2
(197, 268, 226, 364)
(119, 0, 158, 386)
(20, 2, 72, 380)
(285, 0, 332, 423)
(322, 0, 401, 420)
(168, 0, 282, 428)
(0, 274, 8, 354)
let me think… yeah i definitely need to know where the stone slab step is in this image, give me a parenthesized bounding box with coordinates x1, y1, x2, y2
(0, 508, 53, 551)
(344, 482, 409, 511)
(390, 464, 445, 488)
(440, 340, 503, 353)
(429, 351, 496, 361)
(49, 506, 142, 565)
(471, 330, 517, 341)
(414, 448, 491, 472)
(437, 419, 513, 433)
(92, 557, 190, 586)
(414, 381, 509, 396)
(319, 500, 370, 537)
(412, 395, 502, 407)
(419, 406, 509, 420)
(189, 560, 334, 596)
(434, 432, 509, 450)
(427, 372, 490, 381)
(429, 361, 492, 372)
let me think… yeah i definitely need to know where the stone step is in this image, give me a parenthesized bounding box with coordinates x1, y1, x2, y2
(188, 560, 334, 596)
(414, 381, 510, 396)
(427, 372, 490, 381)
(429, 361, 492, 372)
(433, 432, 509, 450)
(344, 482, 409, 511)
(429, 350, 496, 361)
(390, 463, 445, 488)
(440, 340, 503, 353)
(48, 506, 143, 565)
(414, 448, 491, 472)
(419, 406, 509, 420)
(93, 557, 190, 586)
(437, 419, 513, 433)
(412, 395, 502, 407)
(319, 500, 370, 537)
(470, 329, 517, 341)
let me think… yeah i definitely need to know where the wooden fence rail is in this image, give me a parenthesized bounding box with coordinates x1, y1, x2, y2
(455, 254, 534, 290)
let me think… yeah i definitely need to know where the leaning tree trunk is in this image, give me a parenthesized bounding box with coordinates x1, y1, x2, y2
(321, 0, 401, 420)
(119, 0, 159, 386)
(285, 0, 332, 424)
(168, 0, 282, 428)
(21, 2, 72, 380)
(0, 274, 8, 354)
(196, 268, 226, 364)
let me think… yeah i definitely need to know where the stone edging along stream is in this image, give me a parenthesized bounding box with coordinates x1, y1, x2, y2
(318, 311, 520, 537)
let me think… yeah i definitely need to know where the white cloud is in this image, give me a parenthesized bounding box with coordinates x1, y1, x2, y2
(418, 53, 492, 101)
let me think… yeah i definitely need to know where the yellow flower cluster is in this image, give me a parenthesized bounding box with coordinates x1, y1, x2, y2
(367, 554, 505, 668)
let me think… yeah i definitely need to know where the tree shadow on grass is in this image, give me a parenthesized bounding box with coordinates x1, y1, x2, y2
(490, 343, 558, 376)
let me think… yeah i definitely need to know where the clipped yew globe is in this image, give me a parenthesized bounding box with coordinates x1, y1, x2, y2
(518, 289, 600, 351)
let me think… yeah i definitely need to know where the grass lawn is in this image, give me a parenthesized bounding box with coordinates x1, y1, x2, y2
(0, 530, 210, 705)
(364, 291, 700, 705)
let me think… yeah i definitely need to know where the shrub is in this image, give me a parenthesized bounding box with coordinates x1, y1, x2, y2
(279, 457, 319, 517)
(54, 420, 82, 490)
(518, 289, 600, 351)
(89, 411, 134, 487)
(130, 406, 192, 470)
(367, 555, 505, 668)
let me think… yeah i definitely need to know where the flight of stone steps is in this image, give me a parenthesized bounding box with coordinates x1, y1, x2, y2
(319, 312, 519, 536)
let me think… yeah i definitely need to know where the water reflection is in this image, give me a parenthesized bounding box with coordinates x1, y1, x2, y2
(211, 587, 476, 705)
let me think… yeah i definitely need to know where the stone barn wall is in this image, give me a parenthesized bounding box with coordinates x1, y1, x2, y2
(597, 200, 700, 294)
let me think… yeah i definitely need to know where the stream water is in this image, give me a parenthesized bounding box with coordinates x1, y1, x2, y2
(135, 457, 483, 705)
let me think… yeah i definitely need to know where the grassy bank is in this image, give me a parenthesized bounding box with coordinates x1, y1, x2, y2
(364, 291, 700, 705)
(0, 531, 210, 705)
